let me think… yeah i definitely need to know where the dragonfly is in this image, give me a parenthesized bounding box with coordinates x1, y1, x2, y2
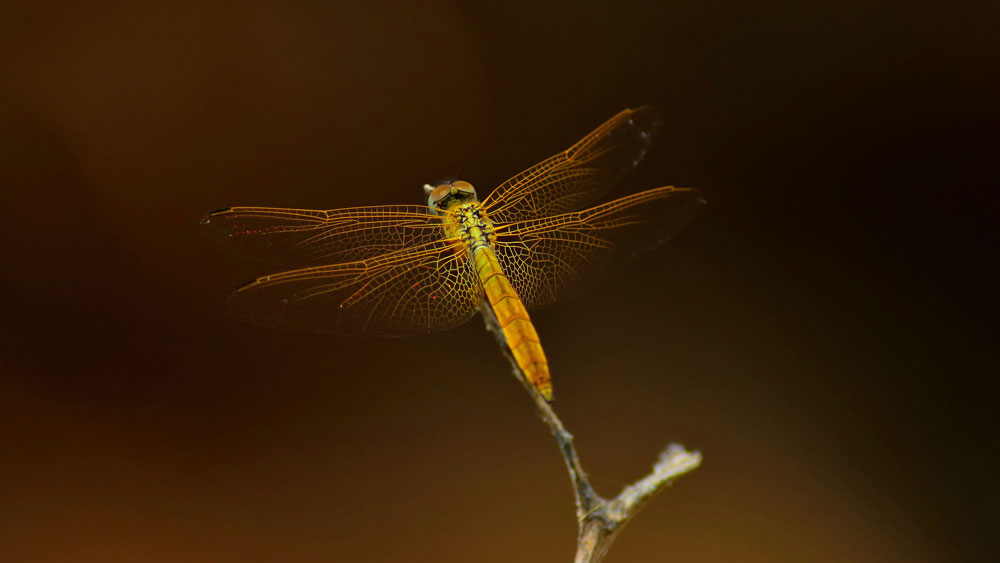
(201, 106, 704, 401)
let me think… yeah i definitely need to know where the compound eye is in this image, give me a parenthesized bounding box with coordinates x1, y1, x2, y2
(428, 184, 452, 206)
(451, 180, 477, 197)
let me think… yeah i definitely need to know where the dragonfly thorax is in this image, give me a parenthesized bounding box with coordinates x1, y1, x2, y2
(451, 202, 495, 252)
(425, 180, 479, 214)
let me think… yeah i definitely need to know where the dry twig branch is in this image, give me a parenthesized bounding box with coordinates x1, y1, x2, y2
(481, 304, 702, 563)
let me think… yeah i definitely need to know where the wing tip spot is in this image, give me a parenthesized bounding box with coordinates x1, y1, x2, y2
(236, 277, 267, 292)
(203, 208, 233, 221)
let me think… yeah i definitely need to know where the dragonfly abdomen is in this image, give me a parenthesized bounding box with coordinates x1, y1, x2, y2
(473, 246, 552, 401)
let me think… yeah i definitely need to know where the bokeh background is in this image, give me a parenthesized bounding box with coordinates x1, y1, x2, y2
(1, 2, 996, 561)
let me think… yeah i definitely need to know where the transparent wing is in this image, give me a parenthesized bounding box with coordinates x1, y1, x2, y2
(199, 205, 447, 267)
(481, 106, 662, 224)
(226, 239, 483, 336)
(492, 187, 705, 309)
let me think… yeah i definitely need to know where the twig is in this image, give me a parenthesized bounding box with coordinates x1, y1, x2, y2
(480, 304, 702, 562)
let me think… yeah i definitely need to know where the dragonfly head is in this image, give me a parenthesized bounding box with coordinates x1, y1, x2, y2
(424, 180, 479, 214)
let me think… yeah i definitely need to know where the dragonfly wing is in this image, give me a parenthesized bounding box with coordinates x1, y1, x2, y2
(226, 239, 483, 336)
(481, 106, 662, 224)
(493, 187, 705, 309)
(200, 205, 447, 267)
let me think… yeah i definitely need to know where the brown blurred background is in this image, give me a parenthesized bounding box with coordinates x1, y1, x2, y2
(1, 1, 996, 561)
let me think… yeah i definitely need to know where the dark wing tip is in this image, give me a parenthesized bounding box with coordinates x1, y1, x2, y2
(234, 277, 264, 292)
(225, 277, 284, 328)
(682, 188, 708, 207)
(199, 207, 233, 226)
(652, 187, 708, 226)
(627, 105, 664, 135)
(678, 189, 708, 214)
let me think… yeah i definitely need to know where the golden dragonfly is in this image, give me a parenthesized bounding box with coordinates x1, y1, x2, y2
(201, 106, 704, 401)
